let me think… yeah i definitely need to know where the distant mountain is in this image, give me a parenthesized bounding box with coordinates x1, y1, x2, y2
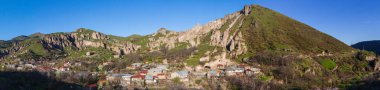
(11, 35, 29, 41)
(352, 40, 380, 55)
(0, 40, 11, 49)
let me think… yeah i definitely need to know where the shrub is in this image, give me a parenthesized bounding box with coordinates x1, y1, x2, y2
(172, 77, 181, 84)
(318, 59, 336, 70)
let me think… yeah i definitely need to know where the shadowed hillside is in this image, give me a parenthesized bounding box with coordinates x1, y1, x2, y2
(0, 71, 84, 90)
(352, 40, 380, 55)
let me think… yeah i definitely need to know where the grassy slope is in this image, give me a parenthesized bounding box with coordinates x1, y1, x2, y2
(241, 5, 353, 54)
(230, 5, 373, 89)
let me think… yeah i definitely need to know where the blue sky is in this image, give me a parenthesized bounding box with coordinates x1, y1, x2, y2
(0, 0, 379, 45)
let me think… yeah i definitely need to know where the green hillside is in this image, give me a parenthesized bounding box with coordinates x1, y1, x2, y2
(241, 5, 353, 54)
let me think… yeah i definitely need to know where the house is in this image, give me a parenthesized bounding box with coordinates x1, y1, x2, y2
(148, 68, 164, 76)
(156, 64, 169, 70)
(235, 67, 245, 76)
(145, 75, 157, 84)
(58, 67, 70, 71)
(193, 71, 207, 78)
(25, 64, 36, 68)
(225, 65, 245, 76)
(106, 74, 129, 83)
(171, 70, 189, 82)
(238, 64, 248, 69)
(139, 70, 148, 75)
(225, 66, 236, 76)
(235, 67, 245, 73)
(6, 64, 16, 69)
(36, 66, 53, 72)
(157, 73, 167, 80)
(121, 74, 133, 86)
(131, 74, 145, 84)
(16, 65, 24, 71)
(217, 64, 224, 69)
(131, 63, 142, 69)
(86, 84, 97, 90)
(245, 69, 254, 76)
(207, 70, 219, 78)
(249, 68, 261, 75)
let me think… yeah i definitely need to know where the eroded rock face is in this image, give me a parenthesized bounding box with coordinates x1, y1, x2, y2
(41, 28, 140, 55)
(42, 33, 76, 49)
(243, 5, 252, 15)
(0, 44, 26, 59)
(210, 12, 247, 57)
(1, 6, 251, 60)
(145, 9, 248, 59)
(374, 59, 380, 71)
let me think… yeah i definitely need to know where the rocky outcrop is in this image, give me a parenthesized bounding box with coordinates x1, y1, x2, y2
(145, 8, 248, 59)
(210, 12, 247, 57)
(243, 5, 252, 15)
(42, 33, 76, 49)
(0, 43, 28, 59)
(374, 58, 380, 71)
(42, 28, 140, 55)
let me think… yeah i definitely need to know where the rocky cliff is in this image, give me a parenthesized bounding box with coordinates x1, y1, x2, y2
(42, 28, 141, 55)
(0, 28, 142, 59)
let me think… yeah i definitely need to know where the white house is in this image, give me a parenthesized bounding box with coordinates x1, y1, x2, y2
(145, 75, 157, 84)
(171, 70, 189, 82)
(121, 74, 133, 86)
(148, 68, 163, 76)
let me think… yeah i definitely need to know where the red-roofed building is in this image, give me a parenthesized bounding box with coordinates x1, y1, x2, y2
(238, 64, 247, 68)
(131, 74, 145, 84)
(36, 66, 53, 72)
(139, 70, 148, 75)
(86, 84, 97, 90)
(217, 64, 224, 69)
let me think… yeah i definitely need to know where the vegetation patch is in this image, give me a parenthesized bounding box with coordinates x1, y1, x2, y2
(318, 59, 337, 70)
(259, 75, 273, 81)
(186, 33, 215, 67)
(64, 47, 114, 60)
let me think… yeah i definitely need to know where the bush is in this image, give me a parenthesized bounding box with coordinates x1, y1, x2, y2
(318, 59, 336, 70)
(195, 79, 202, 85)
(172, 77, 181, 84)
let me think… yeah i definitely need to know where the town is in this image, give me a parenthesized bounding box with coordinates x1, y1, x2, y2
(0, 57, 263, 89)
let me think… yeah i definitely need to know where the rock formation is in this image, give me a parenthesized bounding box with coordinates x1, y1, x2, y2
(41, 28, 141, 56)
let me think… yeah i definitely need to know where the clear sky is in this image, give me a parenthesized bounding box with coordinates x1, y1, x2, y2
(0, 0, 379, 45)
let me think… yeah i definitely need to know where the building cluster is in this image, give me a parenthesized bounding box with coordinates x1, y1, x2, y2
(1, 59, 262, 89)
(103, 63, 190, 87)
(102, 63, 262, 87)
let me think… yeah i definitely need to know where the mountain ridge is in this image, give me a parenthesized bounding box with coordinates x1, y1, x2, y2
(0, 4, 376, 89)
(352, 40, 380, 55)
(0, 4, 355, 65)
